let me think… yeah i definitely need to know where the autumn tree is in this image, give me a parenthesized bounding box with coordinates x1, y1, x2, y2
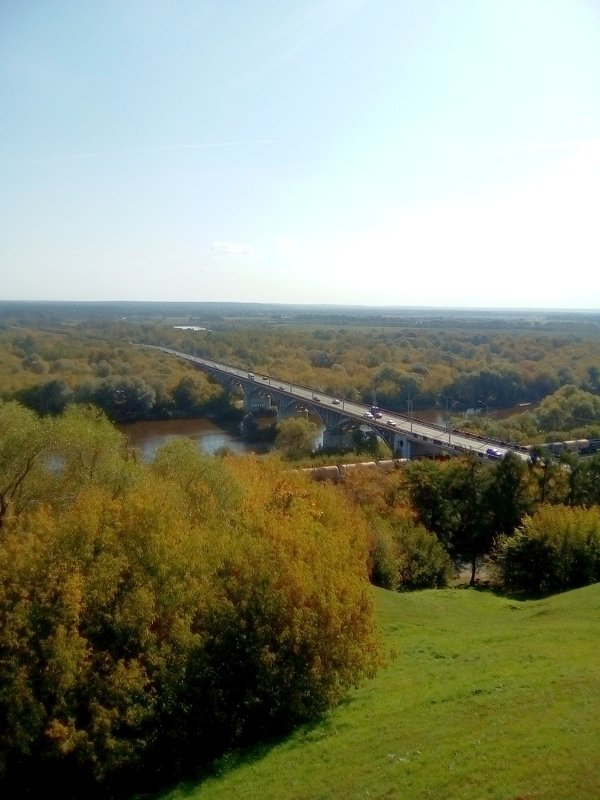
(0, 415, 380, 797)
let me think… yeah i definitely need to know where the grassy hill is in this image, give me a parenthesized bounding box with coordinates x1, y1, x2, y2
(157, 585, 600, 800)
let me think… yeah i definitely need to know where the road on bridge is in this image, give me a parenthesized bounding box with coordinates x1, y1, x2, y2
(150, 347, 530, 462)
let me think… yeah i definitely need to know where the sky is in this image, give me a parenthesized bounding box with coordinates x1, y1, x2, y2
(1, 0, 600, 308)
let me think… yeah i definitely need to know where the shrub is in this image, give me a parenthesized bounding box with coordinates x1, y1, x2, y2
(368, 522, 401, 590)
(394, 522, 454, 590)
(368, 519, 452, 592)
(493, 505, 600, 593)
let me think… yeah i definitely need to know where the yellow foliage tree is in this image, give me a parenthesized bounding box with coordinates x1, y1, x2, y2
(0, 416, 380, 796)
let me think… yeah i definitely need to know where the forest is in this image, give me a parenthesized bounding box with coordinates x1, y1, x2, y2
(1, 302, 600, 797)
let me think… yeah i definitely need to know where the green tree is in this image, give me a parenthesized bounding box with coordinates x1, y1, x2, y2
(89, 377, 156, 421)
(404, 460, 455, 549)
(172, 376, 209, 415)
(569, 454, 600, 507)
(445, 456, 494, 585)
(274, 417, 318, 458)
(535, 385, 600, 432)
(486, 452, 534, 536)
(393, 519, 453, 590)
(18, 379, 73, 415)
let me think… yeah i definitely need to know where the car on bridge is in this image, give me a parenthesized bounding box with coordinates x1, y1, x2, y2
(486, 447, 504, 459)
(386, 419, 397, 427)
(331, 398, 340, 405)
(313, 395, 321, 402)
(363, 411, 375, 420)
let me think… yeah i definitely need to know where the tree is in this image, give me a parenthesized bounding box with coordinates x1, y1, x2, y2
(528, 448, 570, 505)
(0, 426, 380, 796)
(90, 377, 156, 421)
(569, 454, 600, 507)
(151, 437, 241, 521)
(393, 519, 453, 590)
(50, 405, 133, 500)
(0, 402, 47, 529)
(535, 385, 600, 432)
(445, 456, 494, 586)
(172, 376, 210, 415)
(486, 452, 534, 536)
(404, 460, 455, 549)
(18, 379, 73, 415)
(274, 417, 318, 458)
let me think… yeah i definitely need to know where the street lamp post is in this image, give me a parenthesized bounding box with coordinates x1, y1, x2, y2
(408, 392, 423, 433)
(439, 393, 455, 443)
(401, 387, 423, 433)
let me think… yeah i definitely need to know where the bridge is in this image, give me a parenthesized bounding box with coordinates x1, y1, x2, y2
(150, 346, 533, 461)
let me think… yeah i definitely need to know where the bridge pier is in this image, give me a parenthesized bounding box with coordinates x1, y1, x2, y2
(322, 427, 354, 451)
(243, 385, 274, 412)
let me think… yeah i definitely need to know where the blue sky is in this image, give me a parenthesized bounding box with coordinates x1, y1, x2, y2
(2, 0, 599, 308)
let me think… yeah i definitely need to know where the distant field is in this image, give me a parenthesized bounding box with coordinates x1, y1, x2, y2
(158, 585, 600, 800)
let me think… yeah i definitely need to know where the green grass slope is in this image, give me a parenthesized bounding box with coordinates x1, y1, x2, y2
(158, 585, 600, 800)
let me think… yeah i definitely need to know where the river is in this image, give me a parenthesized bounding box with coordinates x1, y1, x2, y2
(117, 418, 270, 461)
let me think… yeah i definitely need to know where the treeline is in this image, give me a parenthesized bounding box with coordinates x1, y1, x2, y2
(15, 373, 229, 422)
(0, 403, 379, 798)
(154, 320, 600, 409)
(1, 330, 230, 422)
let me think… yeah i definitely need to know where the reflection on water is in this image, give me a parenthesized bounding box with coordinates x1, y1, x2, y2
(117, 418, 263, 462)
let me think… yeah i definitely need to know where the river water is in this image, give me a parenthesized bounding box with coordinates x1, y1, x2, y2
(117, 418, 265, 461)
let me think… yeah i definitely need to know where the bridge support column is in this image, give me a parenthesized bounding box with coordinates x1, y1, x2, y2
(391, 433, 410, 458)
(243, 386, 273, 413)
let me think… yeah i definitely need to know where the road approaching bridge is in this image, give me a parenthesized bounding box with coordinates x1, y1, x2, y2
(148, 346, 532, 461)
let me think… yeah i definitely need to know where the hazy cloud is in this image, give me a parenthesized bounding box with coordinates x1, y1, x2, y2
(211, 241, 254, 256)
